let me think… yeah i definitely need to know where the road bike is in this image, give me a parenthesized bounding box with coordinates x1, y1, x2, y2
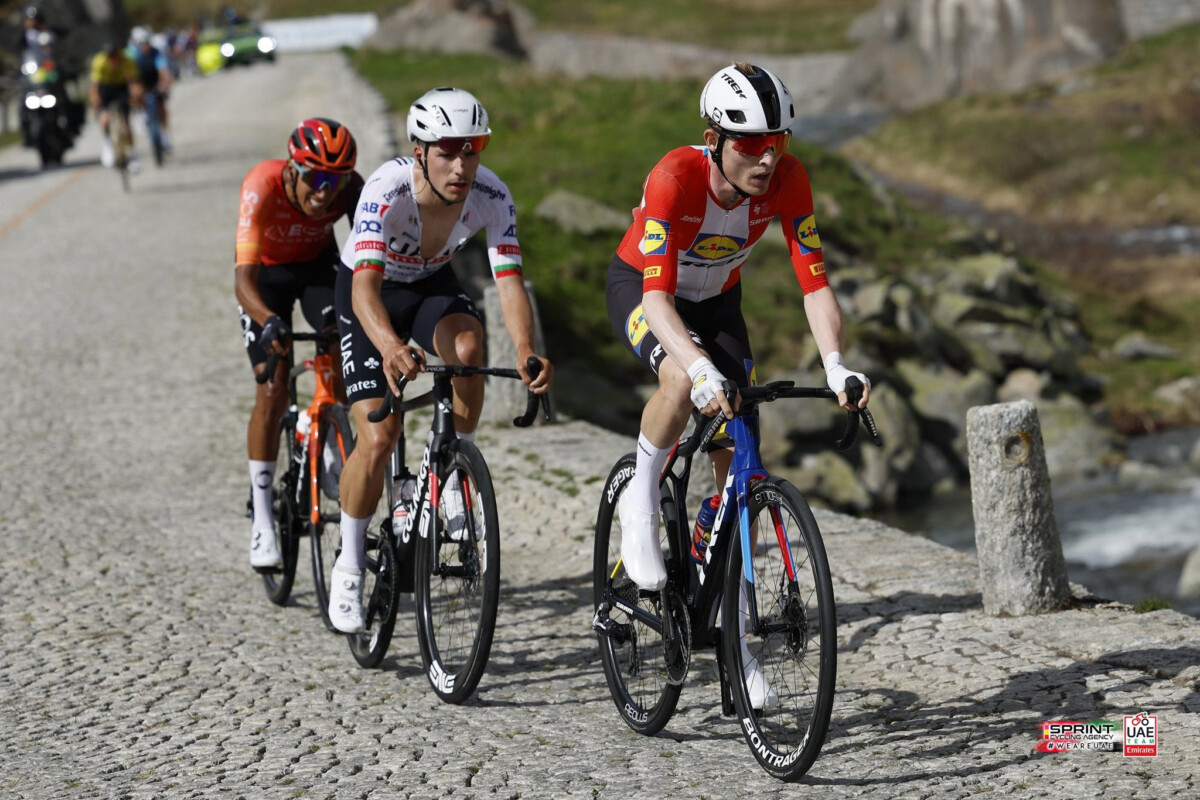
(346, 356, 550, 705)
(250, 330, 351, 614)
(591, 377, 879, 781)
(105, 98, 132, 192)
(142, 89, 165, 167)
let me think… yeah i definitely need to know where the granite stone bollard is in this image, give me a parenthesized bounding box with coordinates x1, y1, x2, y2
(966, 400, 1072, 615)
(480, 281, 554, 425)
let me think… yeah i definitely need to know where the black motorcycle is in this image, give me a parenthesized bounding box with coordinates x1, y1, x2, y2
(18, 35, 81, 169)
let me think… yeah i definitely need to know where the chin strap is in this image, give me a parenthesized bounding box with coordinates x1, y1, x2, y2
(418, 144, 463, 206)
(710, 132, 751, 203)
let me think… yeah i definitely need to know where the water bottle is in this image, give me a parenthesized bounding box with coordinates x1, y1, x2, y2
(392, 473, 417, 538)
(690, 494, 720, 564)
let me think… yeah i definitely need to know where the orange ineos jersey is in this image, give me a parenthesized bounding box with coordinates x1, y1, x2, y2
(235, 159, 363, 266)
(614, 146, 829, 302)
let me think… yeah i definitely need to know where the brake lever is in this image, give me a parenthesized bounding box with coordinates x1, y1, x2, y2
(254, 352, 282, 384)
(366, 351, 422, 423)
(513, 356, 549, 427)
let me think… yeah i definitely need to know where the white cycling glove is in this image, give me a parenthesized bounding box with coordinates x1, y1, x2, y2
(823, 351, 870, 395)
(687, 357, 729, 411)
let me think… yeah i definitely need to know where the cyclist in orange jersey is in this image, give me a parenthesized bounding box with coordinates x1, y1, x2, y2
(237, 118, 364, 569)
(606, 63, 872, 594)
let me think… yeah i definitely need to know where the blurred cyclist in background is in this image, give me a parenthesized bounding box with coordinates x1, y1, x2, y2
(129, 26, 173, 153)
(89, 39, 143, 171)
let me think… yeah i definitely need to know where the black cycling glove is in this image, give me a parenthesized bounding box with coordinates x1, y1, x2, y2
(259, 315, 290, 352)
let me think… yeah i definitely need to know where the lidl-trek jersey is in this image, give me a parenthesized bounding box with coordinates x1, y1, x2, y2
(235, 159, 364, 266)
(615, 146, 829, 302)
(341, 158, 522, 283)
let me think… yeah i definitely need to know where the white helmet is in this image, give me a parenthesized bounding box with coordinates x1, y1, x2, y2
(700, 63, 795, 134)
(407, 87, 491, 143)
(130, 25, 152, 45)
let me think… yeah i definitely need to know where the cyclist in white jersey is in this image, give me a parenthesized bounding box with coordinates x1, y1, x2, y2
(328, 87, 554, 633)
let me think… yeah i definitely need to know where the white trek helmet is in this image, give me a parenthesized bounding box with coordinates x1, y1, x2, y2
(700, 63, 795, 135)
(130, 25, 152, 46)
(406, 87, 492, 143)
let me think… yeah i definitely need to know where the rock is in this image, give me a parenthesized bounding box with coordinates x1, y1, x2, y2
(827, 0, 1128, 113)
(1192, 439, 1200, 469)
(1034, 395, 1124, 481)
(1178, 547, 1200, 598)
(365, 0, 533, 58)
(533, 190, 631, 236)
(1115, 460, 1179, 492)
(997, 368, 1050, 403)
(776, 452, 873, 512)
(895, 360, 996, 468)
(1112, 332, 1180, 360)
(857, 382, 922, 500)
(1153, 376, 1200, 409)
(966, 400, 1072, 616)
(899, 441, 959, 495)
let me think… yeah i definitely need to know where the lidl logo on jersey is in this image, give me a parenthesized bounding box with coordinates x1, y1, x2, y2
(794, 214, 821, 254)
(626, 305, 651, 354)
(688, 234, 745, 261)
(641, 219, 669, 256)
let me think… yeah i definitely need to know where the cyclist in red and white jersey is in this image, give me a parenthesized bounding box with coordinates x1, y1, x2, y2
(237, 118, 364, 570)
(607, 62, 871, 589)
(328, 87, 553, 633)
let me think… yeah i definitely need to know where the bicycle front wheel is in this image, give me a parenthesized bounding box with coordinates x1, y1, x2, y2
(262, 415, 302, 605)
(592, 454, 682, 736)
(413, 440, 500, 704)
(722, 477, 836, 782)
(311, 405, 354, 633)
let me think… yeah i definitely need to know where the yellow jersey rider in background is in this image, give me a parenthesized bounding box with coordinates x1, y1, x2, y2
(89, 39, 143, 170)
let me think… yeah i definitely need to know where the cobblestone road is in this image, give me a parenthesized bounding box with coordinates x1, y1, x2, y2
(1, 53, 1196, 799)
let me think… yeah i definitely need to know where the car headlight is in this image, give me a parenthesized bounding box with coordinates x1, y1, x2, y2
(40, 94, 56, 108)
(257, 36, 276, 53)
(220, 42, 235, 58)
(22, 60, 38, 76)
(25, 94, 40, 110)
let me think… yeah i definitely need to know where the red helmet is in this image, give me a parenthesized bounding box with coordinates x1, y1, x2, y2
(287, 118, 357, 172)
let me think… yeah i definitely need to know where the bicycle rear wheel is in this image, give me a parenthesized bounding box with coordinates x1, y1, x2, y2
(109, 110, 130, 192)
(722, 477, 836, 782)
(347, 527, 400, 668)
(592, 454, 682, 736)
(261, 414, 302, 605)
(311, 405, 354, 632)
(413, 440, 500, 704)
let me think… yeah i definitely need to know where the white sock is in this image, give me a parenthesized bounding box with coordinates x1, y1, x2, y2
(457, 430, 476, 443)
(249, 460, 275, 531)
(336, 512, 372, 571)
(631, 433, 669, 515)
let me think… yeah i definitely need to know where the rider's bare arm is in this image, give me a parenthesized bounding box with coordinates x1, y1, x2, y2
(494, 273, 553, 392)
(803, 286, 870, 410)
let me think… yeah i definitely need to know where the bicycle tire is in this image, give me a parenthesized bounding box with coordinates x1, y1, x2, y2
(347, 526, 400, 668)
(311, 405, 354, 632)
(722, 477, 836, 782)
(413, 440, 500, 704)
(593, 454, 682, 736)
(261, 415, 302, 605)
(110, 110, 130, 192)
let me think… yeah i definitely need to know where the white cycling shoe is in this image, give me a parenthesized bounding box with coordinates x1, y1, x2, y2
(249, 525, 282, 569)
(328, 563, 365, 634)
(744, 655, 779, 712)
(618, 491, 667, 591)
